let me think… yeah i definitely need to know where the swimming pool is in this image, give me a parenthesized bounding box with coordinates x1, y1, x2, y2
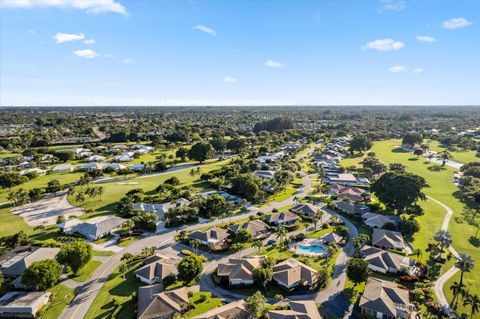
(297, 244, 326, 254)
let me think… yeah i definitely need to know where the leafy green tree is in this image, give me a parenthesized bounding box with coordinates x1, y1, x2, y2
(0, 172, 28, 189)
(235, 229, 254, 243)
(402, 132, 423, 147)
(389, 163, 406, 172)
(22, 259, 61, 290)
(176, 147, 189, 161)
(28, 188, 44, 201)
(346, 258, 370, 287)
(230, 174, 261, 201)
(371, 171, 428, 212)
(56, 241, 93, 274)
(188, 142, 214, 163)
(45, 179, 62, 195)
(349, 135, 372, 154)
(8, 188, 29, 207)
(55, 150, 76, 162)
(246, 291, 267, 317)
(177, 255, 203, 283)
(253, 266, 273, 290)
(316, 268, 329, 289)
(226, 138, 247, 153)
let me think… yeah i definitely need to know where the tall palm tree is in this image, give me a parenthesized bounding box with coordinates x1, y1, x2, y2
(463, 293, 480, 319)
(433, 229, 453, 253)
(413, 248, 423, 262)
(275, 227, 287, 247)
(450, 281, 466, 309)
(455, 253, 475, 285)
(253, 239, 263, 252)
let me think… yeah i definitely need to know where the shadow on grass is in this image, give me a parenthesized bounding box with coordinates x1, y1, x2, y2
(427, 165, 447, 172)
(468, 236, 480, 247)
(408, 157, 419, 161)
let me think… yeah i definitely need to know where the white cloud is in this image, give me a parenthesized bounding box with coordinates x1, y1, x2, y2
(443, 17, 472, 30)
(0, 0, 127, 15)
(412, 68, 424, 74)
(362, 39, 404, 51)
(416, 35, 437, 43)
(192, 25, 217, 36)
(54, 32, 84, 43)
(388, 65, 408, 73)
(73, 49, 99, 58)
(123, 58, 133, 64)
(222, 76, 237, 83)
(84, 39, 95, 45)
(380, 0, 406, 11)
(264, 60, 285, 68)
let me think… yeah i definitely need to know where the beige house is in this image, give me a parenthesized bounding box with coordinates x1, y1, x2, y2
(272, 259, 317, 289)
(333, 184, 369, 202)
(268, 300, 321, 319)
(359, 278, 414, 319)
(188, 227, 230, 250)
(0, 246, 60, 277)
(137, 286, 189, 319)
(217, 256, 265, 286)
(134, 257, 178, 286)
(263, 211, 300, 227)
(192, 300, 252, 319)
(0, 291, 51, 318)
(230, 220, 270, 239)
(291, 203, 319, 217)
(372, 229, 406, 251)
(359, 246, 414, 274)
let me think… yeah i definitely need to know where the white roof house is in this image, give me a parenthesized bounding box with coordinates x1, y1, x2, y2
(19, 168, 47, 176)
(71, 216, 126, 241)
(107, 163, 126, 170)
(253, 170, 276, 179)
(81, 162, 106, 171)
(0, 291, 51, 318)
(113, 154, 133, 162)
(87, 155, 106, 162)
(52, 164, 75, 173)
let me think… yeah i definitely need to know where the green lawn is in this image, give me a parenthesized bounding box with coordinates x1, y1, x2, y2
(185, 292, 223, 318)
(363, 139, 479, 312)
(85, 260, 143, 319)
(38, 284, 75, 319)
(71, 260, 102, 282)
(118, 236, 140, 247)
(93, 250, 115, 256)
(267, 187, 297, 202)
(426, 140, 478, 164)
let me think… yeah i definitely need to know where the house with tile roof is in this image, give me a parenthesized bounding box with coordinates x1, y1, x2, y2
(230, 220, 270, 239)
(359, 245, 414, 274)
(217, 256, 265, 286)
(188, 227, 230, 250)
(359, 278, 414, 319)
(134, 258, 178, 286)
(71, 215, 126, 241)
(372, 229, 406, 251)
(192, 300, 252, 319)
(267, 300, 322, 319)
(263, 211, 300, 227)
(0, 246, 60, 278)
(0, 291, 51, 318)
(272, 259, 317, 290)
(137, 286, 189, 319)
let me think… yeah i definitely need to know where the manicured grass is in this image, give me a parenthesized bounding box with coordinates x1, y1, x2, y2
(85, 260, 143, 319)
(426, 140, 478, 164)
(364, 139, 479, 312)
(72, 260, 103, 282)
(118, 236, 140, 247)
(0, 204, 32, 236)
(185, 292, 223, 318)
(267, 187, 297, 202)
(93, 250, 115, 256)
(38, 284, 75, 319)
(69, 160, 230, 214)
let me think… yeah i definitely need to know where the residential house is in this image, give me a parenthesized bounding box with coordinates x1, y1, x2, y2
(81, 162, 105, 171)
(230, 220, 270, 239)
(362, 213, 400, 229)
(290, 203, 320, 217)
(359, 278, 414, 319)
(200, 191, 244, 205)
(107, 163, 126, 170)
(0, 246, 60, 277)
(217, 256, 265, 286)
(113, 154, 133, 162)
(134, 198, 191, 221)
(52, 164, 75, 173)
(87, 155, 106, 162)
(137, 286, 189, 319)
(0, 291, 51, 318)
(359, 245, 414, 274)
(134, 258, 178, 286)
(264, 211, 300, 227)
(267, 300, 321, 319)
(57, 218, 83, 233)
(254, 170, 276, 179)
(319, 232, 343, 245)
(19, 168, 47, 176)
(256, 151, 285, 164)
(129, 164, 145, 172)
(188, 227, 230, 250)
(372, 229, 406, 251)
(72, 215, 126, 241)
(333, 201, 370, 216)
(192, 300, 252, 319)
(324, 173, 359, 186)
(333, 185, 369, 202)
(272, 259, 317, 289)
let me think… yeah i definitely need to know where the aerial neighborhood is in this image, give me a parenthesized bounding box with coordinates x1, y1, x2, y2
(0, 108, 479, 319)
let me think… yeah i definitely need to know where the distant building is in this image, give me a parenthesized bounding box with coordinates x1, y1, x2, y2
(253, 170, 276, 179)
(52, 164, 75, 173)
(0, 291, 51, 318)
(81, 162, 105, 171)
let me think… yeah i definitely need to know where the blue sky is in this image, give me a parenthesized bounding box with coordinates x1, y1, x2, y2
(0, 0, 479, 106)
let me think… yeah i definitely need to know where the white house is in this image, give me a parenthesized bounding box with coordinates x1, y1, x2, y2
(52, 164, 75, 173)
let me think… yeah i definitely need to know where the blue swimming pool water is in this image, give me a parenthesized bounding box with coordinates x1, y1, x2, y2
(297, 244, 326, 253)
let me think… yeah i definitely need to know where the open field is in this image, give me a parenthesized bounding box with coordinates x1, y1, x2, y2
(426, 139, 478, 164)
(71, 260, 103, 282)
(349, 139, 479, 312)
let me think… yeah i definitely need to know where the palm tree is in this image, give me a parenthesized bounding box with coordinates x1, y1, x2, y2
(413, 248, 423, 262)
(274, 227, 287, 247)
(450, 281, 466, 309)
(433, 229, 453, 253)
(74, 191, 86, 203)
(439, 150, 451, 166)
(126, 219, 134, 238)
(463, 293, 480, 319)
(455, 253, 475, 285)
(253, 239, 263, 252)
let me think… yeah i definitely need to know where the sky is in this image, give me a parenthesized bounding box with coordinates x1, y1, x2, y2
(0, 0, 479, 106)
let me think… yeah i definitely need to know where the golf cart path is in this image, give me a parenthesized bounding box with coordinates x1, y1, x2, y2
(428, 195, 459, 313)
